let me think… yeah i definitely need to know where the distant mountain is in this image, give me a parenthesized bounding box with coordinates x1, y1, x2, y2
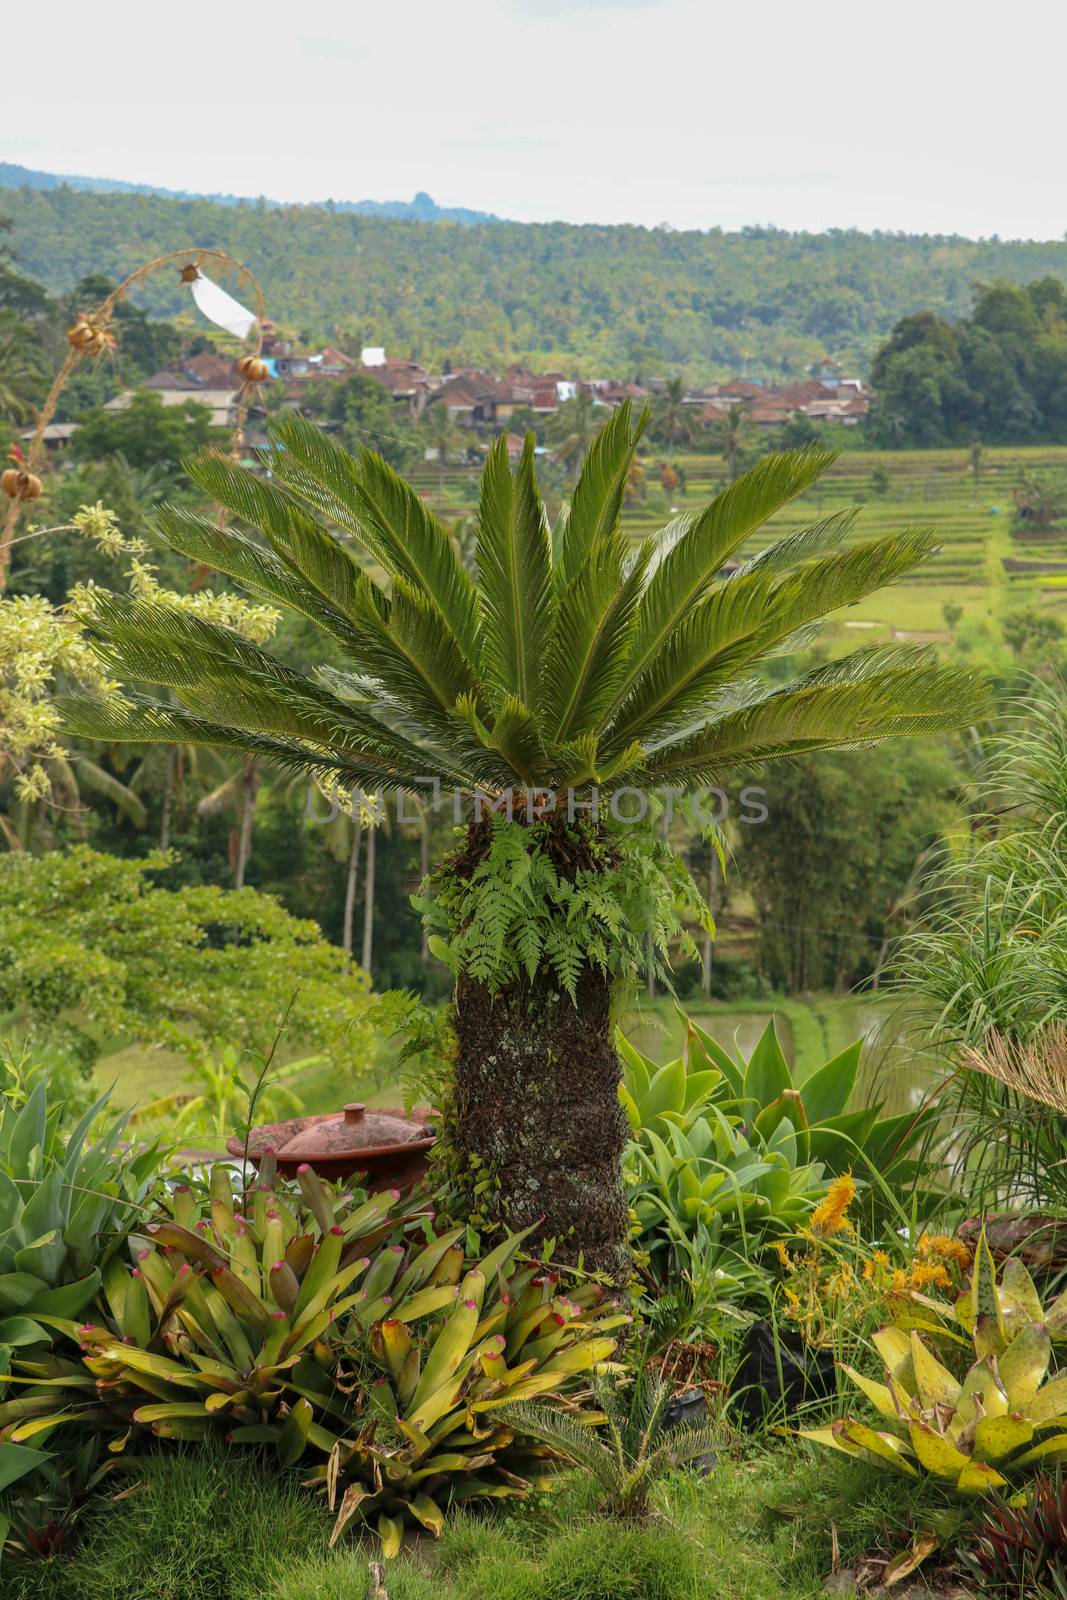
(0, 164, 502, 225)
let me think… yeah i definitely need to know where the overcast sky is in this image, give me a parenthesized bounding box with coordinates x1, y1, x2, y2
(4, 0, 1063, 240)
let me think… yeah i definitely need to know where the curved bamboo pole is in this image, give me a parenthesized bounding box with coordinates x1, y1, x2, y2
(0, 247, 267, 590)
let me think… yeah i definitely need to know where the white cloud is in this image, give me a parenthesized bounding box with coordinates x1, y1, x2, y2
(2, 0, 1063, 240)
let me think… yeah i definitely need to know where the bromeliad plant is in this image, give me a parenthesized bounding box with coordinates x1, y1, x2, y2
(802, 1231, 1067, 1495)
(62, 405, 985, 1278)
(315, 1239, 627, 1556)
(1, 1162, 625, 1556)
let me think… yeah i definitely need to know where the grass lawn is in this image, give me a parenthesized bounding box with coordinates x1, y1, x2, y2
(0, 1440, 958, 1600)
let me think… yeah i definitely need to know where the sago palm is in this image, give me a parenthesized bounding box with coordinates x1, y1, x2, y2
(63, 404, 984, 1280)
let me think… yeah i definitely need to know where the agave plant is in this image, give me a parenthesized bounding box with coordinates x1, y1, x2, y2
(62, 406, 984, 1276)
(499, 1362, 717, 1521)
(0, 1080, 164, 1378)
(802, 1232, 1067, 1494)
(621, 1012, 934, 1193)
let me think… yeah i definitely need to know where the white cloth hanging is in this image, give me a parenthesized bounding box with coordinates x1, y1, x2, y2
(189, 272, 257, 339)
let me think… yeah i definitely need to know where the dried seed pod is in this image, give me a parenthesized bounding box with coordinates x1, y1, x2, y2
(66, 318, 96, 350)
(2, 468, 42, 501)
(178, 263, 201, 283)
(67, 317, 113, 356)
(237, 355, 269, 383)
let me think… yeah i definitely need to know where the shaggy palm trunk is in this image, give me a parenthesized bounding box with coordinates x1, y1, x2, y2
(361, 823, 376, 977)
(341, 824, 361, 966)
(160, 746, 175, 850)
(451, 966, 630, 1286)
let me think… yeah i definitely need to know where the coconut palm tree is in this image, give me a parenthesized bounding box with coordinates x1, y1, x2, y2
(710, 402, 754, 481)
(654, 376, 698, 454)
(546, 388, 603, 473)
(421, 403, 463, 495)
(63, 405, 985, 1280)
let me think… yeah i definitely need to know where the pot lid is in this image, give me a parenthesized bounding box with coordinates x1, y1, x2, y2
(275, 1103, 432, 1161)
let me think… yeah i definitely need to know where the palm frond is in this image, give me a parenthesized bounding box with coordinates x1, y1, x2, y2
(729, 506, 859, 580)
(553, 400, 643, 586)
(603, 568, 778, 750)
(70, 757, 148, 828)
(268, 413, 481, 663)
(542, 537, 652, 743)
(607, 445, 834, 722)
(495, 1403, 620, 1495)
(59, 696, 409, 793)
(153, 505, 361, 649)
(638, 647, 989, 785)
(475, 433, 554, 709)
(185, 449, 371, 624)
(757, 529, 941, 648)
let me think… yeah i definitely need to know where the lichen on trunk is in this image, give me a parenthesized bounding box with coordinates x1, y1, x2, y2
(451, 964, 630, 1286)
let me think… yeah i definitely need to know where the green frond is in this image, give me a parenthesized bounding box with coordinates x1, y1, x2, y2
(185, 447, 371, 624)
(603, 568, 778, 751)
(553, 400, 644, 586)
(541, 537, 653, 743)
(637, 646, 989, 785)
(645, 1422, 718, 1475)
(729, 506, 858, 580)
(608, 445, 835, 722)
(69, 757, 148, 828)
(269, 413, 481, 663)
(59, 696, 408, 793)
(453, 692, 544, 785)
(757, 528, 941, 648)
(76, 594, 453, 785)
(496, 1403, 618, 1493)
(475, 433, 553, 708)
(153, 505, 361, 649)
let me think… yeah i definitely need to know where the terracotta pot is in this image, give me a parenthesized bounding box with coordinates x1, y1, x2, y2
(227, 1102, 435, 1192)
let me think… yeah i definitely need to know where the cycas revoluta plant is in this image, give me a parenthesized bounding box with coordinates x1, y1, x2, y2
(499, 1363, 717, 1520)
(62, 405, 984, 1280)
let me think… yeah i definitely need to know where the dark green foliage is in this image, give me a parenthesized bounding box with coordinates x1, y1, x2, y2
(870, 279, 1067, 446)
(70, 392, 227, 472)
(11, 186, 1067, 379)
(738, 741, 961, 992)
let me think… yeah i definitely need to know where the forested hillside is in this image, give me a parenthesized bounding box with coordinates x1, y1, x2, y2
(6, 183, 1067, 379)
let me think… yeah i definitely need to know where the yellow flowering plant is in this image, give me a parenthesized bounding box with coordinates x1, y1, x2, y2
(774, 1175, 974, 1352)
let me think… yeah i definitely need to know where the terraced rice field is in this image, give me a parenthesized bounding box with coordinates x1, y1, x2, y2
(412, 443, 1067, 643)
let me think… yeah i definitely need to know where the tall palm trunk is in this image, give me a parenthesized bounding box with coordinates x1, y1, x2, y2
(234, 760, 261, 890)
(160, 746, 176, 850)
(361, 822, 376, 977)
(419, 806, 430, 963)
(342, 822, 361, 966)
(452, 965, 629, 1285)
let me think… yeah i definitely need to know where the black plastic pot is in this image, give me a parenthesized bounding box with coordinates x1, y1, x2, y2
(660, 1387, 716, 1475)
(730, 1320, 835, 1430)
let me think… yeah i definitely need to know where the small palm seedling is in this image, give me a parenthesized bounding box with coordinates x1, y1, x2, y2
(499, 1361, 717, 1520)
